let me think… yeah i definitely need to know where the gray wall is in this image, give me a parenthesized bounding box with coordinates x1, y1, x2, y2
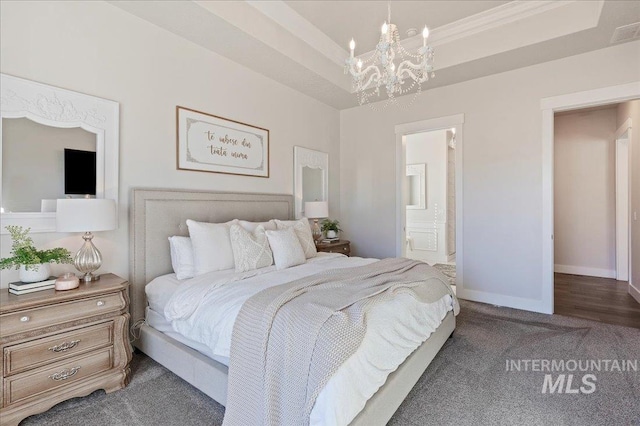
(340, 40, 640, 311)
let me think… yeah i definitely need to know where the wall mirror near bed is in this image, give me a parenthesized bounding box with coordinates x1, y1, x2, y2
(293, 146, 328, 219)
(0, 73, 119, 233)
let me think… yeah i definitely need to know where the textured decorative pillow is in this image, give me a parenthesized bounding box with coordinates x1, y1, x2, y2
(265, 228, 306, 270)
(230, 224, 273, 272)
(237, 220, 277, 233)
(274, 218, 317, 259)
(168, 236, 195, 280)
(186, 219, 236, 275)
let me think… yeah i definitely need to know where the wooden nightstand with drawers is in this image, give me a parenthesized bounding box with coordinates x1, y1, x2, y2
(316, 240, 351, 257)
(0, 274, 131, 426)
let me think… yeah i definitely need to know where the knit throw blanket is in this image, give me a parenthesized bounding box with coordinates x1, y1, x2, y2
(222, 258, 459, 426)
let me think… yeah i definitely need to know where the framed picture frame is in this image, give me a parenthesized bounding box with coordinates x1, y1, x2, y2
(176, 106, 269, 177)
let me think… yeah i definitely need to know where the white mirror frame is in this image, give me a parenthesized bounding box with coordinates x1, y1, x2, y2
(293, 146, 328, 219)
(0, 73, 119, 233)
(406, 163, 426, 210)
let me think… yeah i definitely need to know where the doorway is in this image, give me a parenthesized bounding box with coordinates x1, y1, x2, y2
(541, 82, 640, 325)
(395, 114, 464, 290)
(552, 105, 639, 328)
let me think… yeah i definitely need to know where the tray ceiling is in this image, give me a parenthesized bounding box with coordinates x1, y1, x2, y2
(109, 0, 640, 110)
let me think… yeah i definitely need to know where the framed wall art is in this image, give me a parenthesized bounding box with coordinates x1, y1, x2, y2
(176, 106, 269, 177)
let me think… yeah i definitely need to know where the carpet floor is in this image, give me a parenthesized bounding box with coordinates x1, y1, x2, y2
(21, 300, 639, 426)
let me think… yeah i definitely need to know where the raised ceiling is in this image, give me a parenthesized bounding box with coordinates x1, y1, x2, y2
(109, 1, 640, 110)
(286, 1, 510, 52)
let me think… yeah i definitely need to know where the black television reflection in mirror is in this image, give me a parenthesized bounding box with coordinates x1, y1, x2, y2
(64, 148, 96, 196)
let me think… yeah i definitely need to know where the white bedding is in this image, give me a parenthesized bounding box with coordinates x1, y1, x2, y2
(150, 253, 454, 425)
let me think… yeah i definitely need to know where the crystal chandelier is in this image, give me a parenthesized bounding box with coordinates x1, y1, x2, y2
(345, 4, 435, 108)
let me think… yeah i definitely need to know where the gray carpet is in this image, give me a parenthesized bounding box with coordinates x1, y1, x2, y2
(22, 300, 639, 425)
(432, 263, 456, 286)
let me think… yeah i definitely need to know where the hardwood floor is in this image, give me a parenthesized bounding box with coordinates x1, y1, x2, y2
(554, 273, 640, 329)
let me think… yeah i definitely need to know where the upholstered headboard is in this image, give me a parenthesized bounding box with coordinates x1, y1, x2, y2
(129, 188, 294, 326)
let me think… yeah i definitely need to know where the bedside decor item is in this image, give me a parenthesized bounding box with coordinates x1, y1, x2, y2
(8, 277, 57, 295)
(344, 4, 434, 108)
(320, 218, 342, 240)
(176, 106, 269, 177)
(56, 198, 117, 282)
(54, 272, 80, 291)
(304, 201, 329, 242)
(0, 226, 72, 283)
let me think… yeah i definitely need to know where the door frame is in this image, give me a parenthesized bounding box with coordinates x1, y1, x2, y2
(615, 120, 632, 281)
(395, 114, 464, 286)
(540, 81, 640, 314)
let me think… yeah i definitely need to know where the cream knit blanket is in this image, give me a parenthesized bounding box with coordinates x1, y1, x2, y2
(223, 258, 458, 426)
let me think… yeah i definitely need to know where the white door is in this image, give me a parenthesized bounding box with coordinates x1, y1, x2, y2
(615, 130, 630, 281)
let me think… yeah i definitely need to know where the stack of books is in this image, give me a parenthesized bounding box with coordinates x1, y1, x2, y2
(321, 237, 340, 243)
(8, 277, 57, 295)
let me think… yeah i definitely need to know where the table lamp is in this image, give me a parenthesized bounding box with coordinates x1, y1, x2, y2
(56, 198, 117, 282)
(304, 201, 328, 243)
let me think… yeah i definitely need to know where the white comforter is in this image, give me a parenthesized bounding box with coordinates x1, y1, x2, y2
(164, 253, 454, 425)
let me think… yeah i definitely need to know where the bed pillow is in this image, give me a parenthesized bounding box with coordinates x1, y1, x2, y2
(274, 218, 317, 259)
(168, 236, 195, 280)
(230, 224, 273, 272)
(238, 220, 277, 233)
(265, 228, 306, 270)
(186, 219, 236, 275)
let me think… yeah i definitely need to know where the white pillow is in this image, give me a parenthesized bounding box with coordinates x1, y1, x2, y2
(230, 224, 273, 272)
(265, 228, 306, 270)
(186, 219, 236, 275)
(238, 220, 277, 233)
(168, 236, 195, 280)
(274, 218, 317, 259)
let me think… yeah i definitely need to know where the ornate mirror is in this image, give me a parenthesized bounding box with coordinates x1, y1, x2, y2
(0, 73, 119, 233)
(293, 146, 328, 219)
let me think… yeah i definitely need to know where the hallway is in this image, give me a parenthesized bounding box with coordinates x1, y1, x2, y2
(554, 273, 640, 329)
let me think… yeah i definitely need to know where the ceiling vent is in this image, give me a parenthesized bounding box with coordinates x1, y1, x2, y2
(610, 22, 640, 44)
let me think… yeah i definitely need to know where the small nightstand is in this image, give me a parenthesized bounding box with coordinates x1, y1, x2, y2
(0, 274, 131, 426)
(316, 240, 351, 257)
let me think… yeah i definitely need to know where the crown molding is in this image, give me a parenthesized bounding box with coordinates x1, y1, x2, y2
(356, 1, 604, 61)
(246, 0, 348, 67)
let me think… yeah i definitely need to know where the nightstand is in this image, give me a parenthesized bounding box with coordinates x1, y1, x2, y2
(0, 274, 131, 426)
(316, 240, 351, 256)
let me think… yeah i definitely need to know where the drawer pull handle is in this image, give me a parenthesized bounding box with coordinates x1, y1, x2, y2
(96, 300, 105, 307)
(48, 340, 81, 353)
(49, 366, 80, 381)
(20, 316, 30, 322)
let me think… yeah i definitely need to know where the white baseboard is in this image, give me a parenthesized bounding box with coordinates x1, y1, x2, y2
(456, 288, 551, 315)
(554, 264, 616, 279)
(629, 282, 640, 304)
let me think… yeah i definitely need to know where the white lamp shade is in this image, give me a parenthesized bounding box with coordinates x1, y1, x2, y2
(56, 198, 117, 232)
(304, 201, 328, 219)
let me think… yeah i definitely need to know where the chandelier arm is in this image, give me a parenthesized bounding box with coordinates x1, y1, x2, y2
(359, 67, 382, 91)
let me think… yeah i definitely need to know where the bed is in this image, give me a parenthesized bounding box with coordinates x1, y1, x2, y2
(129, 188, 456, 425)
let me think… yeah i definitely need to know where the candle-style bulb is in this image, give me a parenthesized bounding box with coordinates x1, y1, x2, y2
(382, 22, 388, 35)
(349, 39, 355, 51)
(357, 59, 363, 70)
(422, 26, 429, 39)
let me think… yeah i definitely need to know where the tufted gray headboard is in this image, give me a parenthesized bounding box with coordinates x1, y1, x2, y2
(129, 188, 294, 326)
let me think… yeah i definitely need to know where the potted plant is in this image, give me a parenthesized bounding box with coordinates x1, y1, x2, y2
(0, 226, 72, 283)
(321, 219, 342, 239)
